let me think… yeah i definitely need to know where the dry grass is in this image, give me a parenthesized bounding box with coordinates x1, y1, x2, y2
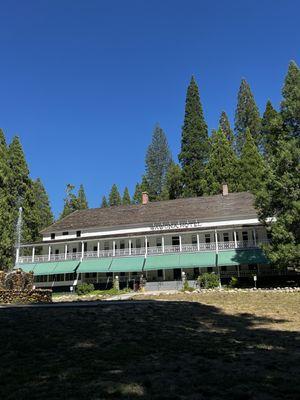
(1, 292, 300, 399)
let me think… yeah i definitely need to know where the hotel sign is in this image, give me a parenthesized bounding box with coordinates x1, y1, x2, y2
(151, 221, 202, 232)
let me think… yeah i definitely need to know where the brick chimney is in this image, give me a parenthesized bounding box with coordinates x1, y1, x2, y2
(222, 183, 228, 196)
(142, 192, 149, 205)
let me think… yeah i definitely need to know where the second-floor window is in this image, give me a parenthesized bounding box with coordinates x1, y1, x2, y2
(223, 233, 229, 242)
(192, 235, 197, 245)
(62, 232, 68, 236)
(205, 234, 211, 243)
(242, 231, 248, 241)
(51, 233, 55, 240)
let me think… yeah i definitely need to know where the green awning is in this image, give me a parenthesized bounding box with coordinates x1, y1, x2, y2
(180, 252, 216, 268)
(218, 249, 269, 266)
(16, 263, 36, 273)
(110, 257, 144, 272)
(144, 254, 180, 271)
(33, 262, 58, 276)
(77, 258, 112, 273)
(53, 260, 80, 274)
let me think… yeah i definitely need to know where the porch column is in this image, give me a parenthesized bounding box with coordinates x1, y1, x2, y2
(233, 231, 237, 248)
(113, 241, 116, 257)
(81, 241, 84, 260)
(214, 230, 219, 254)
(48, 245, 51, 261)
(162, 236, 165, 253)
(97, 241, 100, 258)
(16, 247, 20, 264)
(129, 239, 132, 255)
(197, 234, 200, 251)
(179, 235, 182, 252)
(253, 229, 257, 246)
(32, 247, 35, 263)
(163, 269, 166, 281)
(145, 236, 148, 255)
(64, 244, 68, 260)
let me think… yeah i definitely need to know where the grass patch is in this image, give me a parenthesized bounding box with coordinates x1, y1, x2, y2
(1, 291, 300, 399)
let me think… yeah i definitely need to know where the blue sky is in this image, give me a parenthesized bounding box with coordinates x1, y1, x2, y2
(0, 0, 299, 217)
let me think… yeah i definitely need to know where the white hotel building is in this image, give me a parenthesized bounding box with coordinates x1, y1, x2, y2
(16, 187, 287, 290)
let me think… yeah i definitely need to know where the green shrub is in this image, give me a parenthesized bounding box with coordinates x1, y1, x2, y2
(229, 276, 238, 288)
(76, 283, 95, 295)
(182, 279, 194, 292)
(197, 273, 219, 289)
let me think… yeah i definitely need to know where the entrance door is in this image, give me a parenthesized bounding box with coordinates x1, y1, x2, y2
(173, 268, 181, 280)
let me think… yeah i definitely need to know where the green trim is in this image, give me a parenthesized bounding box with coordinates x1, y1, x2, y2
(218, 249, 269, 266)
(53, 261, 80, 274)
(33, 262, 58, 276)
(78, 258, 112, 273)
(16, 263, 36, 273)
(180, 252, 216, 268)
(109, 257, 144, 272)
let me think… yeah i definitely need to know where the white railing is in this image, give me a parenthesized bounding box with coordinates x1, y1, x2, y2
(17, 239, 269, 264)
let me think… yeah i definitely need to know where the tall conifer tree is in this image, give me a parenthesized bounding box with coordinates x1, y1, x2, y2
(203, 129, 240, 195)
(281, 60, 300, 139)
(179, 76, 209, 197)
(132, 183, 142, 204)
(162, 162, 183, 200)
(60, 184, 79, 219)
(234, 79, 261, 153)
(122, 187, 131, 205)
(32, 178, 54, 233)
(109, 184, 121, 206)
(261, 101, 284, 158)
(101, 195, 108, 208)
(219, 111, 234, 144)
(77, 184, 88, 210)
(145, 124, 172, 200)
(239, 129, 266, 193)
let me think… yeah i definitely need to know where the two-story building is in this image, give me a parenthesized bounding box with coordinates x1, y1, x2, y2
(16, 186, 280, 290)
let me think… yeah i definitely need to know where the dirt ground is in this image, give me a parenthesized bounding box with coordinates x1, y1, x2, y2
(1, 291, 300, 399)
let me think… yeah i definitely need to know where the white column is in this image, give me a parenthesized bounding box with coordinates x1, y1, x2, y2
(64, 244, 68, 260)
(97, 241, 100, 258)
(233, 231, 237, 248)
(16, 247, 20, 264)
(214, 230, 218, 254)
(81, 241, 84, 260)
(162, 236, 165, 253)
(145, 236, 147, 255)
(163, 269, 166, 281)
(179, 235, 182, 252)
(197, 234, 200, 251)
(113, 241, 116, 256)
(129, 239, 132, 255)
(32, 247, 35, 263)
(48, 245, 51, 261)
(253, 229, 257, 246)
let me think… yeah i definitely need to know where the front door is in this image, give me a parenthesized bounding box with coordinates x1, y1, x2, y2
(173, 268, 181, 280)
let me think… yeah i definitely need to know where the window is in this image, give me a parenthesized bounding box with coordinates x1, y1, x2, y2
(223, 233, 229, 242)
(93, 246, 97, 252)
(192, 235, 197, 245)
(156, 238, 162, 247)
(120, 241, 125, 250)
(207, 267, 213, 273)
(106, 272, 113, 277)
(193, 267, 199, 278)
(51, 233, 55, 240)
(120, 272, 125, 276)
(72, 248, 77, 253)
(172, 236, 180, 246)
(104, 241, 109, 251)
(157, 269, 163, 278)
(34, 275, 48, 283)
(76, 231, 81, 238)
(62, 231, 69, 236)
(84, 243, 87, 252)
(53, 274, 64, 282)
(136, 239, 141, 249)
(65, 273, 76, 281)
(249, 264, 258, 271)
(205, 234, 211, 243)
(221, 266, 227, 272)
(132, 272, 137, 276)
(85, 272, 96, 278)
(242, 231, 248, 241)
(55, 249, 59, 255)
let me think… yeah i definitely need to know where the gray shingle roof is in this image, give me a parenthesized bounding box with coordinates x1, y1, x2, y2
(41, 192, 258, 234)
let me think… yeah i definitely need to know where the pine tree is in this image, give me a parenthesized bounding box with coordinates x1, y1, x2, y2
(162, 162, 183, 200)
(60, 184, 79, 219)
(32, 178, 54, 233)
(261, 101, 284, 158)
(109, 184, 121, 206)
(256, 138, 300, 268)
(101, 195, 108, 208)
(234, 79, 261, 154)
(145, 124, 172, 200)
(281, 60, 300, 139)
(0, 129, 14, 269)
(132, 183, 142, 204)
(203, 129, 240, 195)
(122, 187, 131, 205)
(179, 76, 209, 197)
(239, 129, 266, 193)
(219, 111, 234, 144)
(77, 184, 88, 210)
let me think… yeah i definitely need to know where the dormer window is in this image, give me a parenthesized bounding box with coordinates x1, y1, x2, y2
(51, 233, 55, 240)
(76, 230, 81, 237)
(62, 232, 69, 236)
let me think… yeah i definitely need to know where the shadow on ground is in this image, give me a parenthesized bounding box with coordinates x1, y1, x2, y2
(1, 300, 299, 399)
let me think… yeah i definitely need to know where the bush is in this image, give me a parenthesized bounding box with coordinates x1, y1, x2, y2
(229, 276, 238, 288)
(76, 283, 95, 295)
(197, 273, 219, 289)
(182, 279, 194, 292)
